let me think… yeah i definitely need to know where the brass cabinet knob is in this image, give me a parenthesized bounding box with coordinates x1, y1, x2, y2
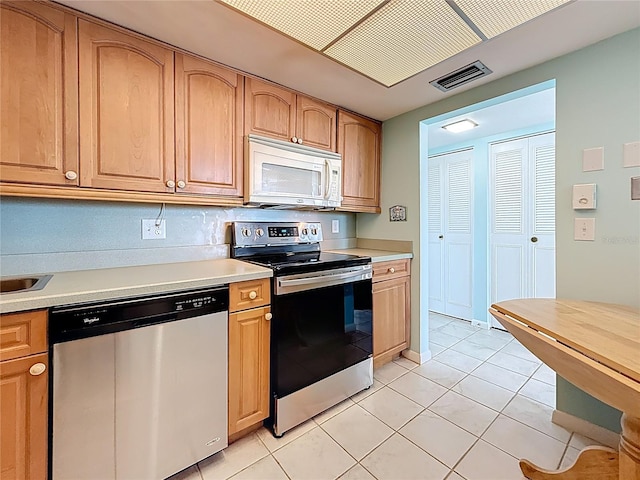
(177, 180, 186, 189)
(388, 267, 395, 274)
(166, 180, 176, 188)
(29, 363, 46, 376)
(64, 170, 78, 180)
(265, 313, 272, 321)
(249, 291, 257, 300)
(531, 236, 538, 243)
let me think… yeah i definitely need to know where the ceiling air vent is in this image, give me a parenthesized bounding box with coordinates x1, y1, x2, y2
(430, 61, 492, 92)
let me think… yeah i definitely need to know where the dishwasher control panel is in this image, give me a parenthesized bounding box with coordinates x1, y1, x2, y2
(50, 286, 229, 343)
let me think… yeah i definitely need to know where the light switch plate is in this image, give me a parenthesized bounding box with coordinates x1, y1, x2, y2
(623, 141, 640, 168)
(583, 147, 604, 172)
(574, 218, 595, 241)
(632, 176, 640, 200)
(331, 219, 340, 233)
(572, 183, 597, 209)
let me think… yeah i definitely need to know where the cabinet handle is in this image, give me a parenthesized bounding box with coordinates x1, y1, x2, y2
(265, 313, 272, 321)
(177, 180, 186, 189)
(29, 363, 46, 376)
(438, 235, 444, 239)
(291, 136, 298, 143)
(64, 170, 78, 180)
(249, 290, 257, 300)
(166, 180, 176, 188)
(297, 138, 303, 144)
(531, 236, 538, 243)
(388, 267, 395, 274)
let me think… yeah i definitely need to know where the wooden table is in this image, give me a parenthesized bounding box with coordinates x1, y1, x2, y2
(489, 299, 640, 480)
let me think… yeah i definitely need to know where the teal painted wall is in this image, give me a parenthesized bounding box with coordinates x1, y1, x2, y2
(358, 28, 640, 432)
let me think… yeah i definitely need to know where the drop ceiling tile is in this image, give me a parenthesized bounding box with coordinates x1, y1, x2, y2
(455, 0, 572, 39)
(324, 0, 481, 86)
(218, 0, 386, 50)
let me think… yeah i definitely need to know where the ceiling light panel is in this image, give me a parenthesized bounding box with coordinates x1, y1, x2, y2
(324, 0, 481, 87)
(217, 0, 386, 50)
(454, 0, 572, 39)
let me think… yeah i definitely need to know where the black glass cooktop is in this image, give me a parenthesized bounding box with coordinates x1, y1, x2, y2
(245, 251, 371, 275)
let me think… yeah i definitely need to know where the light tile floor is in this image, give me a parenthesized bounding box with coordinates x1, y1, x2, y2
(169, 313, 607, 480)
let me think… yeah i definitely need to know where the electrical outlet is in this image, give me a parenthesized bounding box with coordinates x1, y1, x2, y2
(574, 218, 595, 241)
(142, 219, 166, 239)
(331, 219, 340, 234)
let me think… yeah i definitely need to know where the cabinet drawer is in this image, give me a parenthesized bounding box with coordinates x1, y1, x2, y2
(229, 278, 271, 312)
(0, 310, 47, 362)
(372, 259, 410, 283)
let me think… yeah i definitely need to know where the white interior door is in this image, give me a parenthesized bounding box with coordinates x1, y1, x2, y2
(428, 159, 445, 313)
(428, 149, 473, 321)
(490, 133, 555, 328)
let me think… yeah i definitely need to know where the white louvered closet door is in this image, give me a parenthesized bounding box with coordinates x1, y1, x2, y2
(490, 133, 555, 327)
(428, 149, 473, 321)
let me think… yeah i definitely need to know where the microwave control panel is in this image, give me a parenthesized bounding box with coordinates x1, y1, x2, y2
(232, 222, 323, 246)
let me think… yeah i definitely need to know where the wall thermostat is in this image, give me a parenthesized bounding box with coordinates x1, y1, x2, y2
(572, 183, 597, 209)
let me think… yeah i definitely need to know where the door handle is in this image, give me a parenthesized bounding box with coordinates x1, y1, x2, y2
(531, 236, 538, 243)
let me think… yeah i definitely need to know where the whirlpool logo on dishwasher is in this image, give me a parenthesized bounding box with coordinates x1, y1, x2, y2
(83, 316, 100, 325)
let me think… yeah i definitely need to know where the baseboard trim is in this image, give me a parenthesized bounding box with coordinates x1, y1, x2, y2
(552, 410, 620, 449)
(471, 318, 490, 330)
(402, 349, 431, 365)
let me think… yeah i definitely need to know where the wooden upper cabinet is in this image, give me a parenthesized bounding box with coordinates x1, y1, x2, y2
(245, 78, 296, 143)
(78, 20, 175, 193)
(0, 2, 78, 186)
(175, 54, 243, 197)
(338, 110, 381, 212)
(296, 96, 336, 151)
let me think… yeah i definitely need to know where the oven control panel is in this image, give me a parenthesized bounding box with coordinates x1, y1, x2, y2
(232, 222, 323, 246)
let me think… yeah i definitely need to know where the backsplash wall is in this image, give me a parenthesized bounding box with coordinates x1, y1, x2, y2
(0, 198, 356, 275)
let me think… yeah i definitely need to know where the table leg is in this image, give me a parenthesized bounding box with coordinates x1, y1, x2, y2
(620, 414, 640, 480)
(520, 446, 618, 480)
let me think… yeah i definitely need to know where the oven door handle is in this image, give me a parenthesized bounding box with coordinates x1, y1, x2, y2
(276, 266, 371, 294)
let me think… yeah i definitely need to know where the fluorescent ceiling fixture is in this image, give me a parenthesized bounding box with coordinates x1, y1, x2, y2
(325, 0, 480, 87)
(454, 0, 572, 39)
(217, 0, 385, 50)
(216, 0, 575, 87)
(442, 119, 478, 133)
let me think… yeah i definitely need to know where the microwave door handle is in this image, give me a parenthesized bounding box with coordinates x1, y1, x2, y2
(324, 159, 330, 199)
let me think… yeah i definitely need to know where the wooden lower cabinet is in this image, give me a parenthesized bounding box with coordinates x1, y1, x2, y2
(228, 305, 271, 436)
(0, 310, 48, 480)
(372, 260, 411, 367)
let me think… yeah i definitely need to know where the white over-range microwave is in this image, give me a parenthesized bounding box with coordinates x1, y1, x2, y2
(245, 134, 342, 209)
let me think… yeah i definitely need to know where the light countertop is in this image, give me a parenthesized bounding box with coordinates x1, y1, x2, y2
(327, 248, 413, 263)
(0, 259, 272, 314)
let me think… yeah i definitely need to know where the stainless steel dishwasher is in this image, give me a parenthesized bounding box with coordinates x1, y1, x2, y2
(50, 286, 229, 480)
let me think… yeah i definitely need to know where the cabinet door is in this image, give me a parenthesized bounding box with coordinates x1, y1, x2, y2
(338, 110, 381, 212)
(228, 306, 270, 435)
(245, 78, 296, 143)
(296, 96, 336, 151)
(79, 20, 175, 193)
(0, 2, 78, 186)
(0, 353, 48, 480)
(175, 54, 244, 197)
(373, 276, 409, 361)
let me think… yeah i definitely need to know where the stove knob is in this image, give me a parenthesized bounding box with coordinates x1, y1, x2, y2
(241, 228, 251, 237)
(255, 228, 264, 237)
(301, 228, 308, 236)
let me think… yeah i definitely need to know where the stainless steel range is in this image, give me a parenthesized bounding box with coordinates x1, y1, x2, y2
(231, 221, 373, 437)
